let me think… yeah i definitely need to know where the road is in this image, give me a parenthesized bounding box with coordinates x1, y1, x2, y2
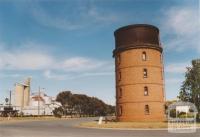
(0, 118, 199, 137)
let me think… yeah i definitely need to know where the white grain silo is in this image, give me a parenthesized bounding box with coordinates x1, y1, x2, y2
(15, 83, 25, 108)
(14, 78, 31, 110)
(23, 78, 31, 107)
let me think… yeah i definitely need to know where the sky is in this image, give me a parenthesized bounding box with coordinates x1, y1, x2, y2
(0, 0, 199, 105)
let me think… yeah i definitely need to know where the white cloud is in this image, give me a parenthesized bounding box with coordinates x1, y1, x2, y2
(30, 2, 118, 30)
(60, 57, 106, 72)
(43, 70, 67, 80)
(0, 42, 113, 80)
(1, 52, 54, 70)
(43, 70, 114, 81)
(166, 8, 199, 35)
(87, 7, 118, 23)
(0, 73, 22, 78)
(0, 51, 111, 72)
(31, 7, 83, 30)
(80, 72, 114, 77)
(165, 62, 190, 73)
(161, 6, 200, 52)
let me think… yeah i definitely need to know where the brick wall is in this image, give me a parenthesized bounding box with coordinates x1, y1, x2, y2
(115, 48, 166, 122)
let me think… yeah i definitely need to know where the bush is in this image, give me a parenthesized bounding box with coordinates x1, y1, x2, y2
(53, 107, 63, 118)
(197, 113, 200, 122)
(169, 109, 176, 118)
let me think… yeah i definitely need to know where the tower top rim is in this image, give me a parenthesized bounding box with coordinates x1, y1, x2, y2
(114, 24, 159, 36)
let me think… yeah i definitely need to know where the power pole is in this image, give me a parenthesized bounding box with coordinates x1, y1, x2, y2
(38, 86, 40, 116)
(9, 90, 12, 107)
(21, 86, 25, 115)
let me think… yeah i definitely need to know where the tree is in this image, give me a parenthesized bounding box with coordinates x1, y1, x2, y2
(105, 105, 115, 115)
(56, 91, 72, 106)
(56, 91, 73, 117)
(53, 107, 63, 118)
(178, 59, 200, 116)
(71, 94, 86, 117)
(55, 91, 115, 117)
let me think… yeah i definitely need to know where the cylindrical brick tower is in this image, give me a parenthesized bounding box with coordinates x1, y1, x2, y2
(113, 24, 165, 122)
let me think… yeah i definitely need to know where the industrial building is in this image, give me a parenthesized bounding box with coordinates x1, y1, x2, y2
(113, 24, 165, 121)
(22, 92, 61, 115)
(14, 78, 61, 116)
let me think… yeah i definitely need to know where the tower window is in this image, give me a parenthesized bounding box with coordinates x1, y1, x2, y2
(118, 71, 121, 81)
(162, 87, 165, 99)
(118, 106, 123, 116)
(160, 54, 162, 63)
(144, 86, 148, 96)
(145, 105, 150, 115)
(143, 69, 148, 78)
(117, 54, 121, 65)
(142, 51, 147, 61)
(119, 88, 122, 98)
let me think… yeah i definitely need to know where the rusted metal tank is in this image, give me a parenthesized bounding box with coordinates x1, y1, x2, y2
(113, 24, 162, 57)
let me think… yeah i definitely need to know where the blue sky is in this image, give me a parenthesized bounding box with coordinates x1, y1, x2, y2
(0, 0, 199, 105)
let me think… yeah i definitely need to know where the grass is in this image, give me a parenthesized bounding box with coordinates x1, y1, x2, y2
(1, 117, 200, 129)
(80, 121, 200, 129)
(0, 116, 67, 124)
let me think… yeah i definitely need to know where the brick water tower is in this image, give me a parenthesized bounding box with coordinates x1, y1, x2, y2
(113, 24, 165, 121)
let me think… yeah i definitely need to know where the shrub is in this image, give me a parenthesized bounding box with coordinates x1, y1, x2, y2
(53, 107, 63, 118)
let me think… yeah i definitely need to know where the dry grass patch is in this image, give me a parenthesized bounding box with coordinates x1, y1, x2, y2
(196, 123, 200, 127)
(80, 121, 200, 129)
(80, 121, 168, 129)
(0, 117, 66, 124)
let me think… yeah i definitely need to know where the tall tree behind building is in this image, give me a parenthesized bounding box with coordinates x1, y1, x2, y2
(178, 59, 200, 114)
(55, 91, 115, 117)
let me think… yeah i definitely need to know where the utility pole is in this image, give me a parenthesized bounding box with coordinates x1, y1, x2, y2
(38, 86, 40, 116)
(42, 88, 46, 116)
(9, 90, 12, 107)
(21, 86, 25, 115)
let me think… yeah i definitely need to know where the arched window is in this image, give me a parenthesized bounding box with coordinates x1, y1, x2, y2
(144, 86, 148, 96)
(119, 88, 122, 98)
(143, 69, 147, 78)
(118, 71, 121, 81)
(117, 54, 121, 65)
(118, 106, 123, 116)
(160, 54, 162, 63)
(145, 105, 150, 115)
(142, 51, 147, 61)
